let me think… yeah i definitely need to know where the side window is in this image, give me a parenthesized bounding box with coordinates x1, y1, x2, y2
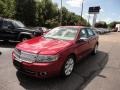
(0, 20, 3, 28)
(3, 21, 13, 29)
(3, 21, 8, 27)
(80, 29, 88, 38)
(87, 28, 95, 37)
(8, 21, 14, 27)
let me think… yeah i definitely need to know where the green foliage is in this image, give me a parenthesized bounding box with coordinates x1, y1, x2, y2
(15, 0, 37, 26)
(36, 0, 59, 28)
(0, 0, 89, 28)
(60, 7, 89, 26)
(95, 21, 108, 28)
(108, 21, 120, 29)
(0, 0, 15, 18)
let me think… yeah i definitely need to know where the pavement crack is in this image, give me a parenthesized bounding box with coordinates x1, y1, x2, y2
(97, 74, 107, 78)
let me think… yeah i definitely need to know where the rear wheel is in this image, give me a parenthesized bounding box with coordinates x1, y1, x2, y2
(92, 44, 98, 55)
(3, 40, 9, 43)
(0, 51, 2, 55)
(62, 56, 75, 77)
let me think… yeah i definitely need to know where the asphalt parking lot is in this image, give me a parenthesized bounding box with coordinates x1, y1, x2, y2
(0, 32, 120, 90)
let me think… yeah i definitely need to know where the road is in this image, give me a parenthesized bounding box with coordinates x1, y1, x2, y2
(0, 32, 119, 90)
(85, 32, 120, 90)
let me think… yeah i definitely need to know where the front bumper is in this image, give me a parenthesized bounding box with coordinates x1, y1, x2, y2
(13, 58, 64, 78)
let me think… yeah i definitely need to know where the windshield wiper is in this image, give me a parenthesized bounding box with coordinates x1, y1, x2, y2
(44, 36, 57, 40)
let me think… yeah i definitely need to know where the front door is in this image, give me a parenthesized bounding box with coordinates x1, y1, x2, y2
(75, 28, 90, 60)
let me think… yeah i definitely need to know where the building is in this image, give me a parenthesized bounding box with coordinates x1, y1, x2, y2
(116, 24, 120, 32)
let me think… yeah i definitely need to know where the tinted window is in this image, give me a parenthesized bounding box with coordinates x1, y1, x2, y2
(0, 20, 3, 28)
(13, 21, 25, 28)
(3, 21, 8, 27)
(80, 29, 88, 38)
(3, 21, 13, 28)
(87, 28, 95, 37)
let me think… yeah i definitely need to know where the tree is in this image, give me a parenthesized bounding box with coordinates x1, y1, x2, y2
(108, 21, 120, 29)
(95, 21, 108, 28)
(15, 0, 37, 26)
(0, 0, 15, 18)
(36, 0, 59, 28)
(0, 0, 89, 28)
(60, 7, 89, 26)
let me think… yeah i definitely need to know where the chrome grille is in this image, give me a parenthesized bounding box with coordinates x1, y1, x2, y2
(14, 48, 37, 63)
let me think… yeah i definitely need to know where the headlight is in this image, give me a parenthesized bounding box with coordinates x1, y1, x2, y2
(36, 55, 59, 62)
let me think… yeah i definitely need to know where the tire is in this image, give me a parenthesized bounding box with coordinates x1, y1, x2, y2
(0, 52, 2, 55)
(62, 55, 75, 77)
(3, 40, 9, 43)
(20, 36, 31, 42)
(92, 44, 98, 55)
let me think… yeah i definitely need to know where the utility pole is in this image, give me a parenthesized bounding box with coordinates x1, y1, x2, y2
(80, 0, 84, 24)
(60, 0, 63, 26)
(87, 14, 90, 26)
(92, 14, 97, 28)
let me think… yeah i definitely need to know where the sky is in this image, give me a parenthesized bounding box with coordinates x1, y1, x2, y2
(52, 0, 120, 24)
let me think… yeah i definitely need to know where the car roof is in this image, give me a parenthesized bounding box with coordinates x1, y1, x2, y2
(3, 18, 20, 23)
(60, 26, 91, 30)
(60, 26, 85, 29)
(4, 19, 15, 22)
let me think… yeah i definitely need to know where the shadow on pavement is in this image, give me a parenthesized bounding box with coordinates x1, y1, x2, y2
(0, 41, 18, 48)
(16, 51, 108, 90)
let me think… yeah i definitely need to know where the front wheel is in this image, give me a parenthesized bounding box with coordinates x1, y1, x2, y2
(62, 56, 75, 77)
(20, 36, 31, 42)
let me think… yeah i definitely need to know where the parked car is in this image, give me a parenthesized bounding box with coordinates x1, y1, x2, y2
(0, 18, 42, 41)
(94, 28, 110, 34)
(94, 28, 103, 34)
(12, 26, 99, 78)
(112, 28, 118, 32)
(35, 27, 50, 34)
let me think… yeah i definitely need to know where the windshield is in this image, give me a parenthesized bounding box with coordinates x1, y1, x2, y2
(13, 21, 25, 28)
(44, 27, 78, 40)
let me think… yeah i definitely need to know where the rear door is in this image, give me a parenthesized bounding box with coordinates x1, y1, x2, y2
(1, 20, 16, 40)
(86, 28, 97, 51)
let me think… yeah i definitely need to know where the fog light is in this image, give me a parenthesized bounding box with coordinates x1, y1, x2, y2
(39, 72, 47, 76)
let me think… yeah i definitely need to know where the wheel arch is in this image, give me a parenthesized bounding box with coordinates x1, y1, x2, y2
(68, 53, 77, 63)
(18, 32, 33, 40)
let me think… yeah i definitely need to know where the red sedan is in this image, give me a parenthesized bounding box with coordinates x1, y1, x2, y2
(12, 26, 99, 78)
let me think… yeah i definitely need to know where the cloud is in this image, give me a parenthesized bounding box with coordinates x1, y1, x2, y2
(66, 0, 84, 7)
(100, 9, 104, 12)
(111, 13, 117, 16)
(105, 18, 112, 24)
(84, 13, 94, 17)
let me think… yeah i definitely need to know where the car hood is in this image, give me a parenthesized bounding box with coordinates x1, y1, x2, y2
(16, 37, 73, 55)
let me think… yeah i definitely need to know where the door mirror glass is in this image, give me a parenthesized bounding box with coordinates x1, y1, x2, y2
(79, 37, 88, 42)
(77, 29, 88, 43)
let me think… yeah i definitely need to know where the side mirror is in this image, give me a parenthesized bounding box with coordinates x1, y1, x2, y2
(80, 37, 88, 42)
(76, 37, 88, 43)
